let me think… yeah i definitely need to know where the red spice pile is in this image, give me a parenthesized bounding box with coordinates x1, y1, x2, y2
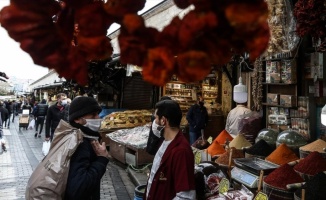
(264, 164, 304, 190)
(293, 151, 326, 176)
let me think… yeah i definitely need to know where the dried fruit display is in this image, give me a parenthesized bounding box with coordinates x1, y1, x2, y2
(0, 0, 270, 86)
(294, 0, 326, 52)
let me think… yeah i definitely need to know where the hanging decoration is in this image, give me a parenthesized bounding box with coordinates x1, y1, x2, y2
(294, 0, 326, 52)
(0, 0, 270, 86)
(251, 59, 263, 111)
(264, 0, 300, 58)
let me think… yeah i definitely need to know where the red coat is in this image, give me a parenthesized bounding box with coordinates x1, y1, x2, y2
(144, 132, 195, 200)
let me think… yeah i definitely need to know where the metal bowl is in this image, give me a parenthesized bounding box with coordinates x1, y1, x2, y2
(255, 128, 279, 147)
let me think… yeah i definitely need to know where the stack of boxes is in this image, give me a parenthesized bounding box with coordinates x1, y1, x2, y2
(290, 96, 310, 140)
(266, 59, 297, 84)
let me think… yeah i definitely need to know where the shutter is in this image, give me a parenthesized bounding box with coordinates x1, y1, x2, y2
(122, 73, 153, 109)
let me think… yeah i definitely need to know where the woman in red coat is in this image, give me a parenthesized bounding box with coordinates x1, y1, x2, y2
(144, 100, 196, 200)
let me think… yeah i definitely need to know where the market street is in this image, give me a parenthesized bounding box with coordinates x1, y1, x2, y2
(0, 118, 135, 200)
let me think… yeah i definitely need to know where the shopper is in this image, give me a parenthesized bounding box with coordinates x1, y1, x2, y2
(0, 114, 6, 152)
(145, 100, 196, 200)
(225, 102, 252, 138)
(186, 96, 208, 145)
(65, 96, 109, 199)
(32, 99, 48, 138)
(0, 102, 9, 129)
(5, 100, 12, 129)
(45, 93, 67, 141)
(146, 95, 172, 155)
(11, 100, 17, 122)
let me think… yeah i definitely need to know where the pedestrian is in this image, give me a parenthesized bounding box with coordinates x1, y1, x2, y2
(186, 96, 208, 145)
(146, 96, 172, 155)
(45, 93, 67, 141)
(5, 100, 12, 129)
(32, 99, 48, 138)
(144, 100, 196, 200)
(225, 102, 252, 138)
(65, 96, 110, 199)
(0, 114, 6, 152)
(11, 100, 16, 122)
(0, 102, 9, 128)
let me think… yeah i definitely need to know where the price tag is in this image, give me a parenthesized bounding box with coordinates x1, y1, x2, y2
(207, 137, 213, 144)
(254, 191, 268, 200)
(218, 178, 229, 194)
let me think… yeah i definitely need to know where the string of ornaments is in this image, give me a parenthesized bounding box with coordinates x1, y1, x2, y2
(0, 0, 270, 86)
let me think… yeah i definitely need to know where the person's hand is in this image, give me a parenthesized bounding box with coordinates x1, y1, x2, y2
(91, 140, 110, 159)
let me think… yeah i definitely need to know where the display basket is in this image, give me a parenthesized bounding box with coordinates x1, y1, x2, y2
(263, 182, 294, 200)
(299, 149, 326, 159)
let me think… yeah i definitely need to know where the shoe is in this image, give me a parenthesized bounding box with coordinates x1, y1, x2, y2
(2, 144, 6, 152)
(34, 133, 38, 138)
(38, 134, 41, 138)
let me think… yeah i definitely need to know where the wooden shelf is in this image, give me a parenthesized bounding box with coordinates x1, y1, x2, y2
(262, 82, 297, 85)
(262, 103, 295, 108)
(203, 89, 218, 92)
(260, 57, 295, 62)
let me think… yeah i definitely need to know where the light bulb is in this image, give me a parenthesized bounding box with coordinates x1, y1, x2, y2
(321, 104, 326, 126)
(233, 77, 248, 103)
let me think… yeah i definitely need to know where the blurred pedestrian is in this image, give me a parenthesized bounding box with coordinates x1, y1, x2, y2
(45, 93, 67, 141)
(186, 96, 208, 145)
(32, 99, 48, 138)
(0, 102, 9, 129)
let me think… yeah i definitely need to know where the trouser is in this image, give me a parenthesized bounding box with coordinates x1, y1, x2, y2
(35, 116, 45, 135)
(189, 131, 200, 145)
(5, 114, 11, 127)
(12, 112, 16, 122)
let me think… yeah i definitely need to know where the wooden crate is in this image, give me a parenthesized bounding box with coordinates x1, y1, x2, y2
(109, 139, 126, 164)
(125, 145, 154, 167)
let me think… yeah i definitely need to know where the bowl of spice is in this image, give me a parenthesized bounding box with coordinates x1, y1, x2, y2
(215, 147, 244, 167)
(293, 151, 326, 181)
(299, 139, 326, 159)
(263, 164, 304, 200)
(265, 143, 299, 165)
(245, 139, 275, 159)
(229, 134, 252, 150)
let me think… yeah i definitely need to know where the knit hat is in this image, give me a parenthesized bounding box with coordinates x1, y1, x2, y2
(69, 97, 102, 122)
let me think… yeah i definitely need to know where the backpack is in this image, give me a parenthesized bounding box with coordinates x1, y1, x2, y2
(25, 120, 83, 200)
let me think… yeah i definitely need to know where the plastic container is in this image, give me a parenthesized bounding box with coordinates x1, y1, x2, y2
(276, 129, 307, 156)
(256, 128, 279, 148)
(134, 184, 146, 200)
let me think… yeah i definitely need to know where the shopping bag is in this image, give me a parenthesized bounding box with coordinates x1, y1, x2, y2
(42, 141, 51, 156)
(28, 119, 35, 130)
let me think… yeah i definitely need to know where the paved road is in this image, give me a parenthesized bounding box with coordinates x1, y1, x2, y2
(0, 118, 134, 200)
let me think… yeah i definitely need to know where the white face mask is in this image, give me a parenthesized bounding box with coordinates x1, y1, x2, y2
(61, 99, 67, 106)
(83, 118, 103, 132)
(151, 120, 164, 137)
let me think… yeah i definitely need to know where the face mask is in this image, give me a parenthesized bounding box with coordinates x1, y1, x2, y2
(61, 99, 67, 106)
(83, 118, 103, 132)
(151, 120, 164, 138)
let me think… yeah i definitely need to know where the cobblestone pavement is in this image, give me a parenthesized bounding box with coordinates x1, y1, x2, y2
(0, 118, 134, 200)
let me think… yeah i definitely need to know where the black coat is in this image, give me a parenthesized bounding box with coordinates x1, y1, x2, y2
(65, 138, 109, 200)
(45, 103, 63, 137)
(0, 106, 9, 122)
(33, 103, 48, 117)
(186, 104, 208, 132)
